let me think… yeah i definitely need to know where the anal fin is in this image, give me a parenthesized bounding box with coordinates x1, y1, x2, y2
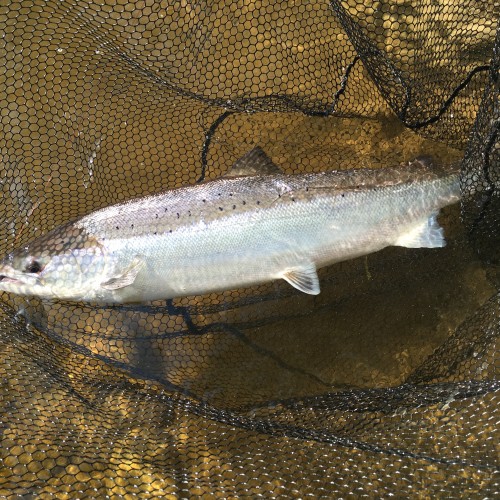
(281, 262, 320, 295)
(395, 212, 446, 248)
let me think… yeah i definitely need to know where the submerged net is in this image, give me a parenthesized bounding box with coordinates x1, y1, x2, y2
(0, 0, 498, 497)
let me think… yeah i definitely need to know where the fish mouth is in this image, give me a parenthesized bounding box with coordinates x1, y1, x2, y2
(0, 267, 32, 286)
(0, 275, 22, 285)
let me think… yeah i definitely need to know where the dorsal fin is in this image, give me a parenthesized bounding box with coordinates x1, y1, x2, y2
(225, 147, 283, 177)
(412, 155, 434, 169)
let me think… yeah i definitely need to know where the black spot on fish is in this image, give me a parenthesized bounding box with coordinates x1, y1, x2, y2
(219, 207, 223, 211)
(292, 197, 295, 202)
(202, 199, 206, 203)
(116, 226, 119, 230)
(176, 213, 180, 218)
(164, 207, 168, 211)
(242, 201, 246, 205)
(233, 205, 236, 209)
(257, 201, 260, 205)
(169, 229, 172, 233)
(156, 214, 159, 218)
(154, 231, 157, 235)
(341, 193, 345, 197)
(229, 193, 233, 196)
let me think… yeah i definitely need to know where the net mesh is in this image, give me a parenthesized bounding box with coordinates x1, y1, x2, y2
(0, 0, 498, 496)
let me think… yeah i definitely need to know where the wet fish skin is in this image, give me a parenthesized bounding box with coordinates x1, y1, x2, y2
(0, 151, 460, 303)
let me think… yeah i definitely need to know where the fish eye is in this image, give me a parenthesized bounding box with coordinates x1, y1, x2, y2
(25, 260, 42, 274)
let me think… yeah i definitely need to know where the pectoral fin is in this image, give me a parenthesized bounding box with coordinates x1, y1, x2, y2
(281, 263, 320, 295)
(395, 212, 446, 248)
(101, 257, 145, 290)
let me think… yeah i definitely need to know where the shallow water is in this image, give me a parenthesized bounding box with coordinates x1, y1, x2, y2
(0, 0, 497, 492)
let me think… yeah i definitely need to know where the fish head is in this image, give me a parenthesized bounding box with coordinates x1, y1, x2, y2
(0, 222, 107, 301)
